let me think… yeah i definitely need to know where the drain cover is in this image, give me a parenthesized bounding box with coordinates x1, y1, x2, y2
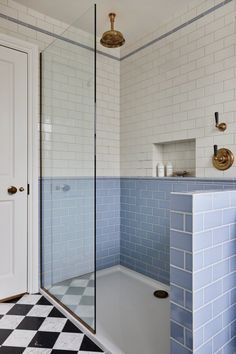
(153, 290, 169, 299)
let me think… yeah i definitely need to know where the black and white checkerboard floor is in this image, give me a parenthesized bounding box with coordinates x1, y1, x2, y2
(0, 294, 104, 353)
(49, 273, 95, 329)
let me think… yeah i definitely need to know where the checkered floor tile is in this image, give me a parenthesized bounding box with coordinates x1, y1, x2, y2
(49, 273, 95, 328)
(0, 294, 104, 353)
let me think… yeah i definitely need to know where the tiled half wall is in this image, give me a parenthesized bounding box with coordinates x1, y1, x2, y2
(42, 176, 236, 287)
(170, 190, 236, 354)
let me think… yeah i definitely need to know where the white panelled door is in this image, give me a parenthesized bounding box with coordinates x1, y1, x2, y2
(0, 45, 28, 300)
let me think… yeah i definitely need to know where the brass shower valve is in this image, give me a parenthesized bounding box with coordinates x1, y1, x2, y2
(212, 145, 234, 171)
(215, 112, 227, 132)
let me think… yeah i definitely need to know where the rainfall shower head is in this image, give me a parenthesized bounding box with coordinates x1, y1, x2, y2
(100, 13, 125, 48)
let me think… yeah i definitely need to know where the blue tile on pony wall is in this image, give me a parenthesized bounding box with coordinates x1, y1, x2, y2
(193, 214, 204, 233)
(171, 339, 192, 354)
(223, 208, 236, 225)
(171, 321, 184, 344)
(194, 194, 212, 212)
(170, 212, 184, 230)
(213, 259, 230, 281)
(213, 327, 230, 353)
(170, 249, 185, 269)
(171, 303, 192, 330)
(185, 328, 193, 349)
(193, 230, 212, 252)
(212, 226, 230, 245)
(170, 284, 184, 307)
(185, 214, 192, 233)
(204, 245, 222, 267)
(171, 194, 192, 213)
(213, 192, 230, 209)
(204, 210, 223, 230)
(194, 303, 212, 329)
(170, 266, 192, 291)
(170, 230, 192, 252)
(194, 267, 212, 291)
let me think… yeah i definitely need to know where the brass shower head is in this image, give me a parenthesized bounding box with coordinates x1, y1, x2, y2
(100, 13, 125, 48)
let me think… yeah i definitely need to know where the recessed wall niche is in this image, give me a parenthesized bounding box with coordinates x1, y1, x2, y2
(153, 139, 196, 177)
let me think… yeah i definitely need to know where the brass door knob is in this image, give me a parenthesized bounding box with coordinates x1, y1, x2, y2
(8, 186, 17, 195)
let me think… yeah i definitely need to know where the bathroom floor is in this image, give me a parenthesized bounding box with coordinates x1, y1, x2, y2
(96, 266, 170, 354)
(49, 273, 95, 329)
(0, 294, 103, 353)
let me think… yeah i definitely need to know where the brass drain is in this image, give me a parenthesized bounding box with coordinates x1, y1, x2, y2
(153, 290, 169, 299)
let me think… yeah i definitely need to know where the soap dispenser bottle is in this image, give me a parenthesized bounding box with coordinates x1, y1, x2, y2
(166, 162, 173, 177)
(157, 162, 165, 177)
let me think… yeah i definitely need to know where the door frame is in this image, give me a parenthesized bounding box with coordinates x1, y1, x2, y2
(0, 33, 39, 295)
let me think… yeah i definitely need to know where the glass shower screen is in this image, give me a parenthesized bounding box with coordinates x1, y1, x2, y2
(40, 5, 96, 332)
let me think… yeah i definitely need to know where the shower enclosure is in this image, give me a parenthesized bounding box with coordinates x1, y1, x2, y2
(40, 5, 96, 332)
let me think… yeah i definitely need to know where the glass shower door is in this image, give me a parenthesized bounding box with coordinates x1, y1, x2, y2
(40, 5, 96, 332)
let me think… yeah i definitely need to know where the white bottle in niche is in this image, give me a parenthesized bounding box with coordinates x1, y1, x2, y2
(157, 162, 165, 177)
(166, 162, 173, 177)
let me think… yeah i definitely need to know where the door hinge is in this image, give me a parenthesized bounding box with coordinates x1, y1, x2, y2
(27, 184, 30, 195)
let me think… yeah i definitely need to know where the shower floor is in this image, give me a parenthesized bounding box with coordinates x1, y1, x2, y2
(49, 272, 95, 328)
(96, 266, 170, 354)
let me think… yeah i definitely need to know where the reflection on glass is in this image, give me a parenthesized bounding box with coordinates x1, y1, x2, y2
(41, 5, 96, 331)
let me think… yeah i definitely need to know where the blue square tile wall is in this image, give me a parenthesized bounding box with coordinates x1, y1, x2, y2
(41, 176, 236, 289)
(120, 177, 236, 285)
(41, 177, 120, 286)
(96, 178, 120, 270)
(170, 190, 236, 354)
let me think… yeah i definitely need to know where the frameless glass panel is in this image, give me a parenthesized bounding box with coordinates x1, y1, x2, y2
(40, 5, 96, 332)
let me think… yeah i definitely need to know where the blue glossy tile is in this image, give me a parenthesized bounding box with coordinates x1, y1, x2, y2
(193, 230, 212, 251)
(171, 194, 192, 213)
(213, 327, 230, 353)
(213, 259, 230, 281)
(194, 194, 212, 212)
(204, 210, 222, 229)
(185, 328, 193, 349)
(170, 249, 185, 269)
(185, 253, 192, 271)
(204, 245, 222, 267)
(223, 208, 236, 225)
(212, 226, 230, 245)
(195, 339, 213, 354)
(171, 212, 184, 230)
(185, 214, 192, 233)
(170, 230, 192, 252)
(170, 266, 192, 291)
(213, 192, 230, 209)
(171, 321, 184, 344)
(170, 285, 184, 307)
(193, 214, 204, 233)
(171, 303, 192, 330)
(194, 303, 212, 329)
(171, 339, 192, 354)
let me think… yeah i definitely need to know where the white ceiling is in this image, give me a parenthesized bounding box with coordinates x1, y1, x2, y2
(14, 0, 191, 46)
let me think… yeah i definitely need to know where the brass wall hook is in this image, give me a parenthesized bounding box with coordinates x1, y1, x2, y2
(212, 145, 234, 170)
(215, 112, 227, 132)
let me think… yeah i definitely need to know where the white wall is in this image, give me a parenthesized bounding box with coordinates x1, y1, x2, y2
(0, 0, 120, 177)
(120, 0, 236, 177)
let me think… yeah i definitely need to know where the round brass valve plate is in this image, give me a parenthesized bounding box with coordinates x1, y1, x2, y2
(212, 148, 234, 171)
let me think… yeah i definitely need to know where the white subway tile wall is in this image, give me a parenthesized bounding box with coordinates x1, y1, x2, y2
(0, 0, 120, 177)
(120, 0, 236, 177)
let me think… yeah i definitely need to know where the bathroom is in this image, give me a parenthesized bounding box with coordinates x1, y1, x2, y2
(0, 0, 236, 353)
